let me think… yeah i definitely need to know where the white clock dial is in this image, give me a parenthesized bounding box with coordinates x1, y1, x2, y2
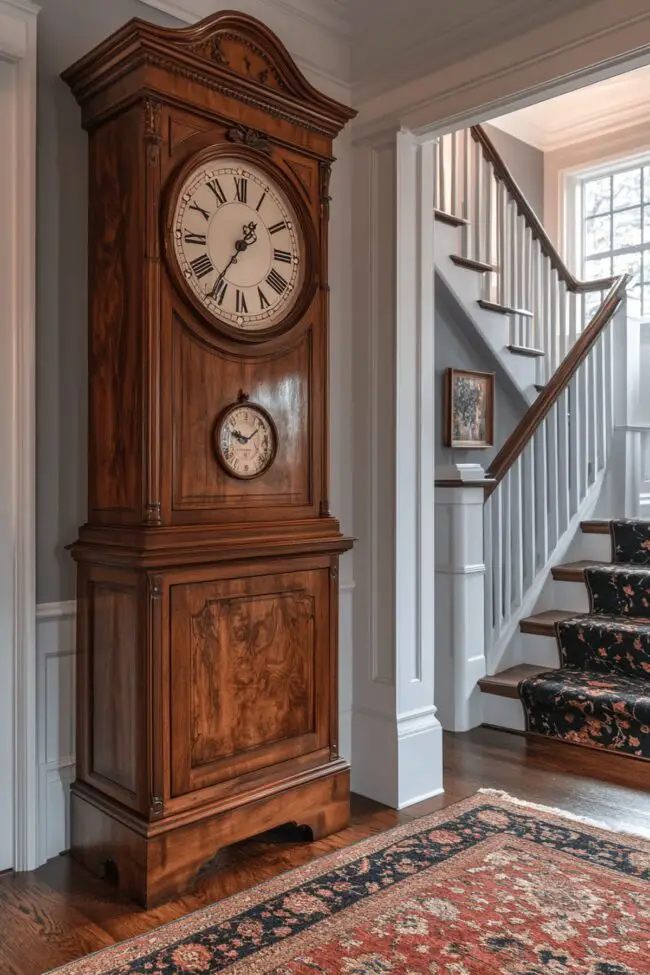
(216, 403, 276, 479)
(172, 156, 303, 331)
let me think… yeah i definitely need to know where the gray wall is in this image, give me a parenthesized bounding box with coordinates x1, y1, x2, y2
(483, 123, 544, 218)
(435, 287, 522, 471)
(36, 0, 181, 603)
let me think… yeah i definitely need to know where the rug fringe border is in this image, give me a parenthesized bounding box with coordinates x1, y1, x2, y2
(479, 788, 650, 839)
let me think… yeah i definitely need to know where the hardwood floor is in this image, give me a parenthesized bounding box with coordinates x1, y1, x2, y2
(4, 727, 650, 975)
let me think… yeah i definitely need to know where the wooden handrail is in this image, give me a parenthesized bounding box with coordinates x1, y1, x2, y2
(471, 125, 616, 294)
(484, 275, 629, 498)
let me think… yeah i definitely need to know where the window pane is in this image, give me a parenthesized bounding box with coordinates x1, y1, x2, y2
(583, 291, 602, 322)
(643, 250, 650, 280)
(645, 167, 650, 203)
(585, 214, 611, 255)
(584, 256, 611, 279)
(643, 206, 650, 243)
(613, 168, 641, 209)
(584, 176, 611, 217)
(613, 251, 641, 287)
(612, 207, 641, 247)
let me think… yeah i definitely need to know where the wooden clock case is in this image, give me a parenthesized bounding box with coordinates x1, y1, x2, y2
(62, 11, 356, 907)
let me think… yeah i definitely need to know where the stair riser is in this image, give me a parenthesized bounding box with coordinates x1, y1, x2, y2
(482, 694, 526, 732)
(579, 532, 612, 562)
(519, 631, 560, 668)
(553, 580, 590, 613)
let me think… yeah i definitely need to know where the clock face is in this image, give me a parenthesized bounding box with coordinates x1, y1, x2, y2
(215, 402, 277, 479)
(172, 155, 304, 331)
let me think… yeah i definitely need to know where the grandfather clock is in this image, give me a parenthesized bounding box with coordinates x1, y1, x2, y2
(62, 12, 355, 907)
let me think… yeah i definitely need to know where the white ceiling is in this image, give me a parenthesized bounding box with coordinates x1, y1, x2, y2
(488, 63, 650, 151)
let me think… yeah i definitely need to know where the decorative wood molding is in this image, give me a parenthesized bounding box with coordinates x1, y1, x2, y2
(485, 277, 629, 497)
(0, 0, 39, 873)
(226, 123, 272, 153)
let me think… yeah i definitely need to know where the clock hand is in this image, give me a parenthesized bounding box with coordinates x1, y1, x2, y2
(231, 429, 248, 444)
(209, 223, 259, 298)
(244, 428, 260, 442)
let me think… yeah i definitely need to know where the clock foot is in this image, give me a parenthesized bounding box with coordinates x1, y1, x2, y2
(70, 761, 350, 908)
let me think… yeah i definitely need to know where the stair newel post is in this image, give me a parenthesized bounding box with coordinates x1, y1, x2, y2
(434, 475, 489, 731)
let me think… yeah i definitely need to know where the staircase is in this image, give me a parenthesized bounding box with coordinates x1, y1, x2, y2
(480, 518, 650, 760)
(433, 124, 650, 764)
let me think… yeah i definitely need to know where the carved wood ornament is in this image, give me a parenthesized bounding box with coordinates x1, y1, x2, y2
(62, 11, 356, 908)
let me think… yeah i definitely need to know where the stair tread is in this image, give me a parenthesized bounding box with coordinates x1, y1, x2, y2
(507, 344, 545, 358)
(559, 612, 650, 634)
(520, 667, 650, 695)
(581, 519, 611, 534)
(477, 299, 534, 318)
(434, 209, 469, 227)
(479, 664, 549, 699)
(551, 559, 608, 580)
(520, 609, 581, 635)
(450, 254, 495, 273)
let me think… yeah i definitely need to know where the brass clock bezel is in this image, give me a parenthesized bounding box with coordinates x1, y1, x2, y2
(213, 399, 279, 480)
(164, 142, 318, 343)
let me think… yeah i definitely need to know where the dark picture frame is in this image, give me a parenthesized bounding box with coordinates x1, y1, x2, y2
(444, 368, 494, 448)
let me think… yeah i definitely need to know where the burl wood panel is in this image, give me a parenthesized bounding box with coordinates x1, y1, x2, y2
(171, 318, 312, 512)
(90, 583, 139, 797)
(170, 567, 329, 797)
(87, 110, 143, 520)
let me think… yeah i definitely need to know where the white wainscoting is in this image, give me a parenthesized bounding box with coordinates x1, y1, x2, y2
(36, 600, 76, 863)
(35, 582, 355, 863)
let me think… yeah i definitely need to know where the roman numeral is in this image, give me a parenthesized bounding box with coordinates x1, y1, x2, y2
(256, 191, 266, 212)
(184, 231, 207, 245)
(213, 278, 228, 305)
(189, 201, 210, 221)
(258, 287, 271, 310)
(234, 177, 248, 204)
(236, 289, 248, 314)
(266, 268, 287, 295)
(206, 178, 227, 205)
(274, 249, 292, 264)
(190, 254, 214, 279)
(268, 220, 286, 235)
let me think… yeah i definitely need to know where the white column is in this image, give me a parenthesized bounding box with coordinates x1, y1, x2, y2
(0, 0, 39, 872)
(352, 128, 442, 809)
(434, 480, 487, 732)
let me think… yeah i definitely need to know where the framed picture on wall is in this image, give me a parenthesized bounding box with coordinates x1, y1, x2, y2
(444, 368, 494, 448)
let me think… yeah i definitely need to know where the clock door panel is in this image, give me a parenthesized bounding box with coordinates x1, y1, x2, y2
(170, 567, 329, 797)
(170, 317, 314, 516)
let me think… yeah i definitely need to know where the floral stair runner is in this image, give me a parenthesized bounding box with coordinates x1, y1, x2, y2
(519, 518, 650, 759)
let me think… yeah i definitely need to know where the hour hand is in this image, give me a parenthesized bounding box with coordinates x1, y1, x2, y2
(231, 429, 248, 444)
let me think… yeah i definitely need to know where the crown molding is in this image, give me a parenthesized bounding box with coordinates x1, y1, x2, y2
(489, 65, 650, 151)
(137, 0, 350, 40)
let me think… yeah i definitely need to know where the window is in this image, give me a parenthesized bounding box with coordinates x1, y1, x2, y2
(574, 157, 650, 319)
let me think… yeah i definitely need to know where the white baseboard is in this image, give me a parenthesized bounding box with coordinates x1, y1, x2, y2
(351, 706, 443, 809)
(36, 583, 355, 862)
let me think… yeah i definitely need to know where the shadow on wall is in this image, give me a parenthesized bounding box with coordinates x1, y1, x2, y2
(435, 285, 523, 471)
(36, 0, 181, 605)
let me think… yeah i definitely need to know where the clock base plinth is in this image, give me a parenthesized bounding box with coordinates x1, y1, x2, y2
(69, 761, 350, 908)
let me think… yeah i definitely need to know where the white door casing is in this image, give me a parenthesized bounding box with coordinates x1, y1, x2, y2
(0, 0, 39, 871)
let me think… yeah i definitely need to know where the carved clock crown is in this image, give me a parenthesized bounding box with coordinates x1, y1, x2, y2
(62, 10, 356, 136)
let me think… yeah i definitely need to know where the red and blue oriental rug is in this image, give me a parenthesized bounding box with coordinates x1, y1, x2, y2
(48, 791, 650, 974)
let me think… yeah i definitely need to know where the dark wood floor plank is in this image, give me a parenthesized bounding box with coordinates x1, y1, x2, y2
(3, 727, 650, 974)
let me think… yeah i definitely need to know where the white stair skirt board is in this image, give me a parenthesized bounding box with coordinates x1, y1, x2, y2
(482, 694, 526, 733)
(434, 222, 538, 404)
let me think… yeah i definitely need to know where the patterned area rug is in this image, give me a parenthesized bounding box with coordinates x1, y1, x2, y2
(48, 791, 650, 975)
(520, 518, 650, 759)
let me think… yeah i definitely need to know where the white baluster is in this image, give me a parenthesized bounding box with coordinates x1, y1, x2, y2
(557, 388, 570, 534)
(534, 419, 550, 565)
(568, 373, 580, 516)
(494, 485, 503, 635)
(512, 456, 524, 607)
(451, 131, 459, 215)
(462, 129, 472, 257)
(547, 404, 559, 548)
(521, 439, 536, 583)
(474, 139, 482, 262)
(497, 182, 507, 305)
(483, 496, 494, 645)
